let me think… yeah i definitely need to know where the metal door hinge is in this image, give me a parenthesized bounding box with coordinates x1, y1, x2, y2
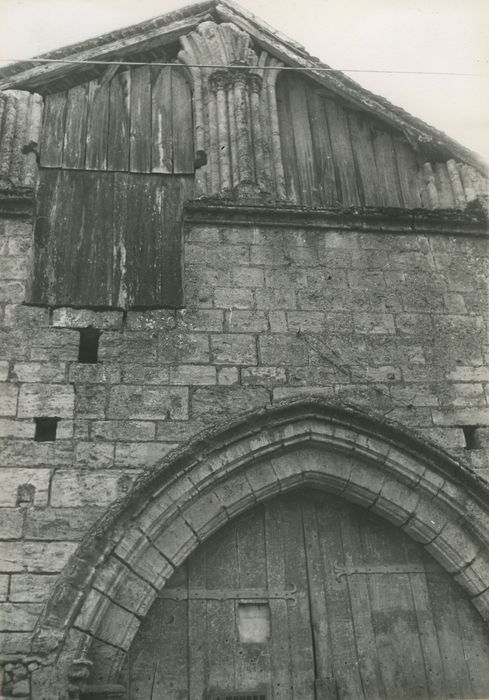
(333, 560, 425, 581)
(158, 585, 296, 602)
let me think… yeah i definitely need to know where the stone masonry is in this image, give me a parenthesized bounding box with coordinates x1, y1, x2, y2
(0, 204, 488, 684)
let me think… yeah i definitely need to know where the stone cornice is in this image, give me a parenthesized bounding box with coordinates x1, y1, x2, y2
(184, 198, 489, 237)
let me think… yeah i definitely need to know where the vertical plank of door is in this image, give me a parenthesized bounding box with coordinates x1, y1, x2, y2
(300, 499, 333, 685)
(39, 92, 67, 167)
(402, 537, 446, 698)
(339, 505, 386, 699)
(235, 506, 271, 690)
(315, 496, 364, 700)
(172, 68, 194, 174)
(130, 65, 152, 172)
(425, 561, 477, 696)
(264, 498, 293, 700)
(85, 78, 110, 170)
(322, 97, 361, 206)
(204, 517, 238, 692)
(360, 509, 430, 699)
(188, 541, 207, 700)
(63, 83, 88, 169)
(347, 110, 382, 206)
(151, 66, 172, 173)
(453, 586, 489, 696)
(278, 495, 316, 700)
(108, 69, 131, 171)
(306, 90, 337, 206)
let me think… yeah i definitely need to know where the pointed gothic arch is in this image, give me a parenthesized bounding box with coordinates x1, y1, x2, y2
(29, 398, 489, 698)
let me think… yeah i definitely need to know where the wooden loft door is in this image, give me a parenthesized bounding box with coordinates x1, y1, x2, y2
(123, 490, 489, 699)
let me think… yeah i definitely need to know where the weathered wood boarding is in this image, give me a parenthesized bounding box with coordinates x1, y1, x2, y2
(29, 169, 193, 307)
(124, 491, 489, 699)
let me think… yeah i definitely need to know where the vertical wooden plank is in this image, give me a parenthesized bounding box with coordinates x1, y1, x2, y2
(113, 172, 150, 307)
(112, 173, 192, 309)
(453, 589, 489, 697)
(315, 496, 364, 700)
(85, 78, 110, 170)
(360, 509, 430, 699)
(307, 88, 338, 207)
(151, 66, 172, 173)
(277, 495, 316, 700)
(107, 69, 130, 171)
(301, 500, 334, 685)
(68, 171, 114, 306)
(306, 89, 337, 206)
(283, 75, 316, 207)
(322, 97, 361, 206)
(347, 110, 383, 206)
(204, 515, 238, 694)
(62, 83, 89, 169)
(28, 169, 59, 303)
(188, 542, 207, 700)
(128, 566, 189, 700)
(172, 67, 194, 174)
(401, 538, 447, 699)
(339, 506, 386, 699)
(235, 507, 272, 691)
(39, 92, 66, 167)
(371, 129, 402, 207)
(425, 563, 478, 697)
(130, 65, 152, 173)
(264, 500, 294, 700)
(275, 75, 300, 203)
(393, 138, 423, 208)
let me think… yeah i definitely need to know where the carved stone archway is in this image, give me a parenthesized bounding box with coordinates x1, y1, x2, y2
(29, 399, 489, 698)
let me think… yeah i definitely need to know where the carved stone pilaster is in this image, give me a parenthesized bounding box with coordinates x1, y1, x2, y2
(178, 21, 285, 198)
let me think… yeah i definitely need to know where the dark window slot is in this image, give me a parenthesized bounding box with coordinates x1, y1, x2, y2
(78, 327, 101, 363)
(34, 417, 59, 442)
(463, 425, 479, 450)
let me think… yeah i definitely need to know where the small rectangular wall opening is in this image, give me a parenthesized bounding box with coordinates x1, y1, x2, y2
(78, 327, 101, 363)
(462, 425, 478, 450)
(34, 417, 59, 442)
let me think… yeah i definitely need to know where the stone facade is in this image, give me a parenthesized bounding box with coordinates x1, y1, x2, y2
(1, 199, 488, 685)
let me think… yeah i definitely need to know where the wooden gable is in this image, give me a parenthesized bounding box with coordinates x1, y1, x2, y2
(276, 72, 487, 209)
(40, 65, 194, 174)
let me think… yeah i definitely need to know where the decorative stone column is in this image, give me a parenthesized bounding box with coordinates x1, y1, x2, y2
(178, 21, 285, 199)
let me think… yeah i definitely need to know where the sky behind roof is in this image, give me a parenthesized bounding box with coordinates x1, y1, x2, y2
(1, 0, 488, 164)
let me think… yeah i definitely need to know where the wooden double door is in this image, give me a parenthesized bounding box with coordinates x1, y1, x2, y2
(124, 490, 489, 699)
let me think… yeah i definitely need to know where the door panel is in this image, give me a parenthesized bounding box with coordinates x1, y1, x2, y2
(125, 490, 489, 699)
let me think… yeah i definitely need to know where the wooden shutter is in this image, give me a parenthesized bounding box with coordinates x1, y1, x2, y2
(39, 66, 194, 174)
(28, 169, 193, 308)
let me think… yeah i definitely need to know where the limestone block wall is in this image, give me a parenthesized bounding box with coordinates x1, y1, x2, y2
(0, 206, 488, 689)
